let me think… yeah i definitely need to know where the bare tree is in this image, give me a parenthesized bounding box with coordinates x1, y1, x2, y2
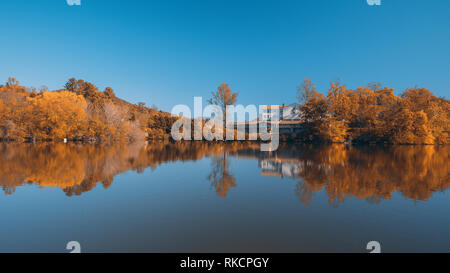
(104, 103, 125, 128)
(297, 78, 317, 104)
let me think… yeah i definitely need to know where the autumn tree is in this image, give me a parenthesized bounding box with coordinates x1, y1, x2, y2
(104, 87, 116, 98)
(297, 78, 329, 142)
(208, 83, 238, 116)
(296, 78, 449, 144)
(26, 91, 87, 140)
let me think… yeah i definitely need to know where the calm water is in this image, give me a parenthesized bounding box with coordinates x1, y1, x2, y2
(0, 142, 448, 253)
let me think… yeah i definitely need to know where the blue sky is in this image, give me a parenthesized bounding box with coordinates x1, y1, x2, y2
(0, 0, 449, 112)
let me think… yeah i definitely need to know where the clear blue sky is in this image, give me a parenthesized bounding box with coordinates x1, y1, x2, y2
(1, 0, 449, 112)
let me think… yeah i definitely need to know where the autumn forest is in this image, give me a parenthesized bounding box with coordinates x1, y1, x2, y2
(0, 77, 448, 144)
(296, 78, 449, 144)
(0, 77, 177, 142)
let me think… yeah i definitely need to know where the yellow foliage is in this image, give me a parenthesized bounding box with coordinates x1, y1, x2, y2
(0, 78, 175, 142)
(26, 91, 87, 140)
(297, 80, 449, 145)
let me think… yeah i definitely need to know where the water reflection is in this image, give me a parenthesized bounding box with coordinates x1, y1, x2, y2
(0, 142, 448, 205)
(233, 144, 449, 205)
(207, 153, 236, 197)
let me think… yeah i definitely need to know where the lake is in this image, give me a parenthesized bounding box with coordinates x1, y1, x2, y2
(0, 142, 448, 253)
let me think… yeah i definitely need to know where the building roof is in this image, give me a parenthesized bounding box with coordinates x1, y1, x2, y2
(261, 105, 286, 110)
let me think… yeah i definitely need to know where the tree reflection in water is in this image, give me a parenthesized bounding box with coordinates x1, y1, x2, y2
(0, 142, 448, 206)
(244, 144, 450, 206)
(207, 152, 236, 197)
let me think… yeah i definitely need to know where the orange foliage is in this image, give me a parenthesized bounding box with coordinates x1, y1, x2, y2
(0, 77, 178, 142)
(297, 79, 449, 144)
(26, 91, 87, 140)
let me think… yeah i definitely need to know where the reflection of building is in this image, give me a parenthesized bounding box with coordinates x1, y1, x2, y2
(258, 159, 302, 178)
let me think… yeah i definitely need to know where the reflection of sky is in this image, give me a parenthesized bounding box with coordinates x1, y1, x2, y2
(0, 157, 448, 253)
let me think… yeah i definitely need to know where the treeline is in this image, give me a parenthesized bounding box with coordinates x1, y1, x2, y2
(296, 79, 450, 144)
(1, 76, 448, 144)
(0, 77, 178, 142)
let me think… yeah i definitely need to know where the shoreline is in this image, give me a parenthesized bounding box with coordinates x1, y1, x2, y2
(0, 138, 447, 146)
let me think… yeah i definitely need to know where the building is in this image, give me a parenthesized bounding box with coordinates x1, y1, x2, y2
(260, 103, 301, 121)
(260, 103, 302, 134)
(231, 103, 303, 135)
